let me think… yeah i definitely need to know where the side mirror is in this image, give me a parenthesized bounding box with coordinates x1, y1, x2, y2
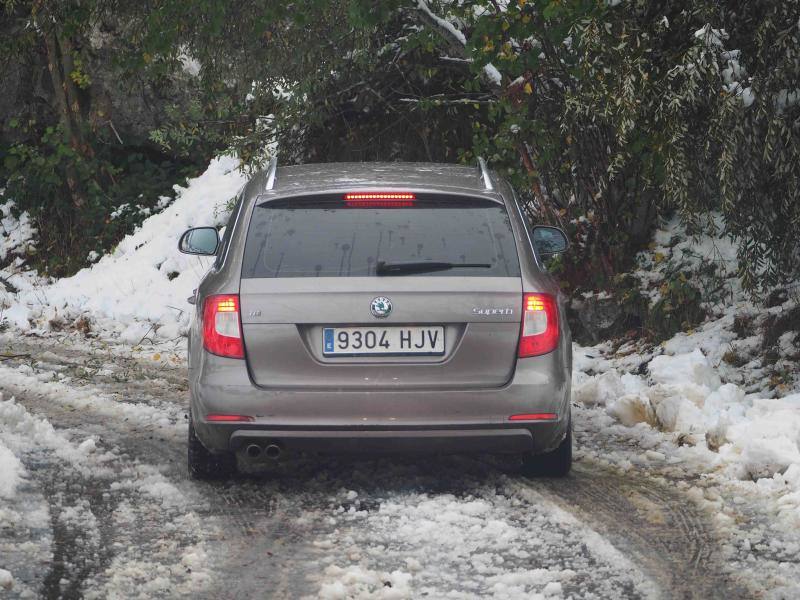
(532, 226, 568, 257)
(178, 227, 220, 256)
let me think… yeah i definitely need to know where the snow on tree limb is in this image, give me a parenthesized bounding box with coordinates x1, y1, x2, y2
(483, 63, 502, 87)
(415, 0, 502, 88)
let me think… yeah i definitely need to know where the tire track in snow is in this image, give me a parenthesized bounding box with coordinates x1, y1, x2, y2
(38, 475, 119, 600)
(291, 457, 659, 598)
(531, 460, 748, 599)
(0, 349, 216, 598)
(0, 388, 217, 598)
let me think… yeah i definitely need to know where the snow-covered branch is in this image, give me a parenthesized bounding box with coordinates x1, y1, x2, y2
(399, 94, 497, 106)
(415, 0, 502, 88)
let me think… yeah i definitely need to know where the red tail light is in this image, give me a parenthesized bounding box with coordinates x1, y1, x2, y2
(206, 414, 254, 422)
(202, 294, 245, 359)
(509, 413, 558, 421)
(518, 293, 559, 357)
(344, 192, 416, 208)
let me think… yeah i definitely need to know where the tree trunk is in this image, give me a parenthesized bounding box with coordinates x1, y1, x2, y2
(42, 26, 86, 208)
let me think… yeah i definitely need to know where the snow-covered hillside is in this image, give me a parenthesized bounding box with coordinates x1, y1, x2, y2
(0, 156, 246, 342)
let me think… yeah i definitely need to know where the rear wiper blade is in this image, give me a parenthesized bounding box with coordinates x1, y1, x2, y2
(375, 261, 491, 276)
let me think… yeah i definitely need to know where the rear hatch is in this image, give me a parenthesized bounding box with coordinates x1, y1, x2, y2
(239, 192, 522, 389)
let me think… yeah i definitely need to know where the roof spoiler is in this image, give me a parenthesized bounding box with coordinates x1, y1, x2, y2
(264, 156, 278, 191)
(477, 156, 494, 191)
(263, 156, 494, 193)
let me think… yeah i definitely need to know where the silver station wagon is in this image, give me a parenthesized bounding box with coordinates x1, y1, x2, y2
(179, 159, 572, 479)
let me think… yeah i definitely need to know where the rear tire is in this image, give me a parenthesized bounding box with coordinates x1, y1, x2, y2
(520, 420, 572, 477)
(188, 417, 236, 480)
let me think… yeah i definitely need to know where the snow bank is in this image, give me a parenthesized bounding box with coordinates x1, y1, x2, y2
(0, 439, 23, 499)
(0, 200, 36, 262)
(575, 210, 800, 481)
(1, 156, 246, 341)
(0, 201, 38, 330)
(0, 568, 12, 591)
(575, 332, 800, 481)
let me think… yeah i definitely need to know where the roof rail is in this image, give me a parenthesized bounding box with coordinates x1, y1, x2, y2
(264, 156, 278, 191)
(477, 156, 494, 191)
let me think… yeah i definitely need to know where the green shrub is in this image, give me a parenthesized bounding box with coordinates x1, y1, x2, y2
(1, 122, 200, 276)
(646, 274, 706, 342)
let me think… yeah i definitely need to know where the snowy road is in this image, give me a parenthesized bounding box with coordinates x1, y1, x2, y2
(0, 334, 766, 598)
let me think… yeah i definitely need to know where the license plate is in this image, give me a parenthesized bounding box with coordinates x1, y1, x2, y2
(323, 326, 445, 356)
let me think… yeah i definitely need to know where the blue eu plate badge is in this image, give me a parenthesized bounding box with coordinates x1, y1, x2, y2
(323, 328, 334, 353)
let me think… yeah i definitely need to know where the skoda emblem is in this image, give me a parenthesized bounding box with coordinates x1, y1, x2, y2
(370, 296, 392, 318)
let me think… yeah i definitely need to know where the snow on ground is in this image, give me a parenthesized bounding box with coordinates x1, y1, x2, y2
(310, 465, 656, 599)
(0, 426, 48, 598)
(578, 356, 799, 514)
(0, 200, 36, 263)
(0, 156, 246, 342)
(0, 378, 214, 597)
(0, 359, 190, 499)
(0, 359, 186, 440)
(575, 345, 800, 480)
(576, 344, 797, 474)
(0, 437, 23, 499)
(571, 216, 800, 548)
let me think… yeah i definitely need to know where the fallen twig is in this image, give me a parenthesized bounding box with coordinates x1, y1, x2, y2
(136, 323, 156, 346)
(0, 275, 18, 294)
(0, 353, 31, 361)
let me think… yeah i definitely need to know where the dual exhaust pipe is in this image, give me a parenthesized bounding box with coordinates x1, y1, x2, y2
(245, 442, 282, 460)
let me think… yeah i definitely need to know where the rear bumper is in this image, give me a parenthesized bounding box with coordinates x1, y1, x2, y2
(195, 411, 567, 457)
(229, 427, 535, 455)
(189, 349, 571, 456)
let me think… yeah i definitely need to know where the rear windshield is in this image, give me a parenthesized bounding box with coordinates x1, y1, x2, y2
(241, 194, 520, 278)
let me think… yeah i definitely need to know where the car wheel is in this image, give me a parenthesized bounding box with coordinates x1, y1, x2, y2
(520, 419, 572, 477)
(188, 417, 236, 480)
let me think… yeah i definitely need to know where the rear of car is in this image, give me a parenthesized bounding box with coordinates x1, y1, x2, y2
(184, 162, 572, 478)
